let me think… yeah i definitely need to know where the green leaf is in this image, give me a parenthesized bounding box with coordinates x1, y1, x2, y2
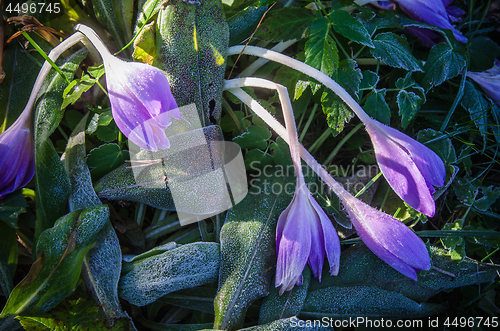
(0, 43, 41, 132)
(474, 186, 500, 212)
(118, 243, 220, 306)
(87, 143, 129, 180)
(336, 59, 362, 99)
(305, 17, 339, 78)
(453, 177, 478, 207)
(468, 37, 500, 72)
(92, 0, 128, 48)
(255, 7, 316, 42)
(221, 110, 251, 136)
(233, 126, 272, 150)
(33, 48, 88, 245)
(62, 116, 128, 323)
(94, 163, 176, 210)
(86, 110, 113, 134)
(159, 287, 217, 314)
(305, 245, 498, 316)
(330, 10, 374, 48)
(421, 42, 466, 91)
(214, 171, 295, 330)
(154, 0, 229, 123)
(441, 219, 464, 250)
(359, 70, 379, 91)
(61, 67, 104, 110)
(461, 82, 489, 146)
(370, 33, 422, 72)
(397, 89, 423, 129)
(270, 137, 293, 167)
(0, 221, 18, 297)
(321, 90, 354, 136)
(0, 191, 27, 228)
(259, 268, 311, 324)
(228, 5, 270, 46)
(245, 149, 274, 170)
(0, 206, 109, 317)
(364, 89, 390, 124)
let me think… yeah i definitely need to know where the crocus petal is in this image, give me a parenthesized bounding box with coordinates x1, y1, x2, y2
(0, 112, 35, 200)
(275, 192, 312, 293)
(103, 57, 180, 151)
(395, 0, 467, 43)
(369, 120, 446, 188)
(366, 121, 444, 216)
(344, 196, 431, 280)
(466, 60, 500, 104)
(310, 195, 340, 276)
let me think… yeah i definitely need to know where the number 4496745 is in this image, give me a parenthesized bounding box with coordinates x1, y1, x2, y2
(444, 317, 498, 328)
(5, 2, 61, 14)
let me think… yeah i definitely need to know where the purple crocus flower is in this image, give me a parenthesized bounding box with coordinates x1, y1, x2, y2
(276, 184, 341, 295)
(0, 110, 34, 200)
(343, 194, 431, 280)
(76, 24, 180, 151)
(394, 0, 467, 43)
(365, 119, 446, 217)
(466, 60, 500, 105)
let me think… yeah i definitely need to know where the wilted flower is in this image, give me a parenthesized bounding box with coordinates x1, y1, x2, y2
(76, 24, 180, 151)
(365, 119, 446, 217)
(343, 194, 431, 280)
(466, 59, 500, 105)
(0, 110, 34, 200)
(276, 184, 341, 294)
(393, 0, 467, 43)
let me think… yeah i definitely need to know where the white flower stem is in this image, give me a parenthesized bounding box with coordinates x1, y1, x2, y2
(74, 24, 113, 62)
(21, 32, 87, 125)
(227, 45, 374, 125)
(224, 78, 352, 202)
(237, 39, 298, 77)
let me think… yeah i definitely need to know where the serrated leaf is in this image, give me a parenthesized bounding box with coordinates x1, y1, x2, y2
(461, 82, 488, 146)
(364, 89, 390, 124)
(453, 177, 478, 206)
(321, 90, 354, 136)
(214, 171, 295, 330)
(33, 48, 88, 245)
(61, 68, 104, 109)
(118, 243, 220, 306)
(255, 7, 315, 42)
(0, 191, 27, 228)
(87, 143, 129, 180)
(307, 245, 498, 310)
(336, 59, 362, 99)
(259, 268, 310, 324)
(233, 126, 272, 150)
(397, 90, 422, 129)
(0, 206, 108, 317)
(474, 186, 500, 212)
(441, 219, 464, 250)
(370, 32, 422, 72)
(421, 42, 466, 91)
(330, 10, 374, 48)
(359, 70, 379, 91)
(305, 17, 339, 78)
(270, 137, 292, 167)
(221, 110, 251, 136)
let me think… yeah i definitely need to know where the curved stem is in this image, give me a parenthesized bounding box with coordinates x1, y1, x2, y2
(74, 24, 113, 61)
(224, 78, 352, 202)
(227, 45, 374, 125)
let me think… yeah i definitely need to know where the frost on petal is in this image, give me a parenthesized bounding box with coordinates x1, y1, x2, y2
(366, 122, 437, 216)
(466, 60, 500, 104)
(345, 197, 431, 280)
(275, 192, 312, 294)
